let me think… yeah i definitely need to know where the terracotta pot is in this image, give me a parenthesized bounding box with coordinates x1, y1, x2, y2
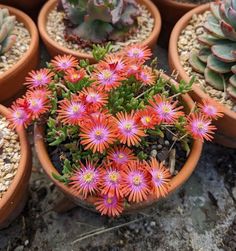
(152, 0, 197, 48)
(38, 0, 162, 62)
(34, 72, 203, 214)
(0, 5, 39, 105)
(0, 105, 32, 229)
(169, 3, 236, 148)
(1, 0, 47, 19)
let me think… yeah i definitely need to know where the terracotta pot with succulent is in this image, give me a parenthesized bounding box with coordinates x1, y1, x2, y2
(0, 104, 31, 229)
(38, 0, 161, 62)
(1, 0, 46, 19)
(169, 0, 236, 148)
(0, 5, 39, 105)
(9, 44, 221, 217)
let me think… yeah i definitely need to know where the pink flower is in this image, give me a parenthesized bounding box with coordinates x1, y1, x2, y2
(51, 55, 78, 71)
(186, 113, 216, 141)
(149, 95, 184, 124)
(114, 111, 146, 146)
(121, 160, 150, 203)
(95, 195, 124, 217)
(107, 146, 135, 166)
(69, 161, 101, 198)
(198, 99, 223, 120)
(57, 96, 87, 126)
(124, 44, 152, 62)
(25, 69, 54, 88)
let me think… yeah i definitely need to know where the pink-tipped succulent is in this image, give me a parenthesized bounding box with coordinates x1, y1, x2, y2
(0, 8, 17, 55)
(58, 0, 140, 46)
(189, 0, 236, 102)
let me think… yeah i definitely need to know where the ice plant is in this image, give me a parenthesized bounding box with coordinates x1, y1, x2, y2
(186, 113, 217, 141)
(198, 99, 224, 120)
(25, 69, 54, 89)
(95, 195, 124, 217)
(114, 111, 145, 146)
(149, 95, 184, 124)
(9, 44, 220, 217)
(57, 96, 87, 125)
(69, 161, 101, 198)
(146, 158, 171, 199)
(121, 160, 150, 203)
(51, 55, 78, 71)
(80, 116, 117, 153)
(107, 146, 135, 166)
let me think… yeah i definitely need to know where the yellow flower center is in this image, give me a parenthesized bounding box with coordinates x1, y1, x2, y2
(162, 106, 171, 113)
(83, 172, 94, 182)
(95, 130, 102, 136)
(145, 117, 151, 123)
(124, 123, 132, 130)
(118, 153, 124, 159)
(197, 122, 204, 130)
(35, 74, 42, 81)
(72, 105, 79, 112)
(103, 70, 112, 79)
(106, 197, 113, 204)
(109, 172, 118, 182)
(133, 175, 141, 186)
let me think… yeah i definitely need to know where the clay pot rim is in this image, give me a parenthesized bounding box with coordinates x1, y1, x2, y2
(0, 105, 29, 209)
(0, 5, 39, 85)
(169, 3, 236, 120)
(37, 0, 162, 60)
(157, 0, 197, 8)
(34, 72, 203, 212)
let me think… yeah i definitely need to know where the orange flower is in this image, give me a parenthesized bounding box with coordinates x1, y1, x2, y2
(198, 99, 223, 120)
(114, 111, 146, 146)
(80, 116, 117, 153)
(135, 108, 159, 129)
(136, 66, 156, 86)
(121, 160, 150, 203)
(146, 158, 171, 198)
(64, 68, 86, 83)
(51, 55, 78, 71)
(107, 146, 135, 166)
(123, 44, 152, 63)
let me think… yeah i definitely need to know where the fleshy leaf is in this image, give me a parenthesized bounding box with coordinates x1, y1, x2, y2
(229, 74, 236, 87)
(198, 47, 211, 63)
(232, 64, 236, 73)
(204, 15, 225, 38)
(204, 67, 225, 91)
(207, 54, 235, 73)
(189, 51, 206, 74)
(210, 2, 221, 20)
(228, 84, 236, 99)
(197, 34, 230, 46)
(220, 20, 236, 41)
(212, 43, 236, 62)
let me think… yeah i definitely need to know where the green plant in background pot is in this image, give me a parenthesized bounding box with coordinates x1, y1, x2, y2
(189, 0, 236, 100)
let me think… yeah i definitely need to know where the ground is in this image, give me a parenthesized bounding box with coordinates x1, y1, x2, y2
(0, 44, 235, 251)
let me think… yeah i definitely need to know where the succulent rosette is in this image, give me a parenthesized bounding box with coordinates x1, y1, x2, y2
(9, 44, 221, 217)
(189, 0, 236, 101)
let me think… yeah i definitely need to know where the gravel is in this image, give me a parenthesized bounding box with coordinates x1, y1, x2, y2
(178, 11, 236, 111)
(0, 116, 21, 199)
(0, 20, 31, 75)
(46, 4, 154, 54)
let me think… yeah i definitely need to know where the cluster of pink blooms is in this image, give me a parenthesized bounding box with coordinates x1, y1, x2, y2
(8, 45, 222, 217)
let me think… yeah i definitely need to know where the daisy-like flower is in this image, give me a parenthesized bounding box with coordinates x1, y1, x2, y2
(124, 44, 152, 62)
(51, 55, 78, 71)
(57, 96, 87, 126)
(92, 62, 124, 91)
(107, 146, 135, 166)
(114, 111, 145, 146)
(95, 195, 124, 217)
(198, 99, 223, 120)
(25, 68, 54, 88)
(121, 160, 150, 203)
(79, 87, 108, 110)
(69, 161, 101, 198)
(25, 89, 51, 119)
(104, 53, 127, 73)
(136, 66, 156, 86)
(100, 163, 124, 198)
(186, 113, 216, 141)
(149, 95, 184, 124)
(80, 116, 117, 153)
(126, 61, 142, 77)
(8, 102, 31, 129)
(64, 68, 86, 83)
(146, 158, 171, 199)
(135, 108, 159, 129)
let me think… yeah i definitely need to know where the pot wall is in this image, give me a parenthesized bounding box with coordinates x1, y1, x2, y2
(0, 105, 32, 229)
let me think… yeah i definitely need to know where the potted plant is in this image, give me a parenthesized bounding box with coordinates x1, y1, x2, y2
(0, 5, 39, 104)
(0, 104, 31, 229)
(38, 0, 161, 62)
(9, 44, 220, 217)
(169, 0, 236, 148)
(0, 0, 47, 19)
